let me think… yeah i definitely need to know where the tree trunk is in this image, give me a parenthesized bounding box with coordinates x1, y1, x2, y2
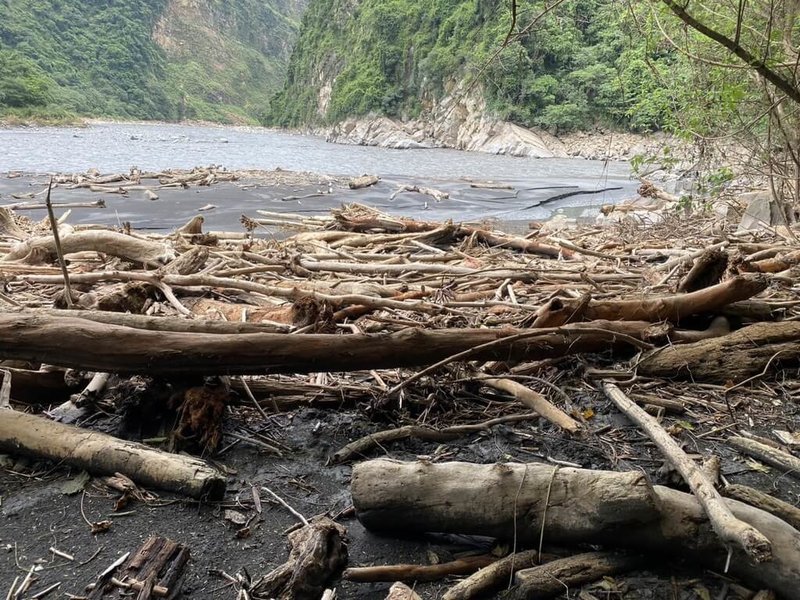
(351, 459, 800, 599)
(0, 409, 225, 499)
(0, 313, 649, 376)
(638, 321, 800, 382)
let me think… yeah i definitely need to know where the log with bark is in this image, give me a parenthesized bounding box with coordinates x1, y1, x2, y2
(0, 409, 226, 499)
(638, 321, 800, 382)
(351, 459, 800, 598)
(0, 313, 652, 376)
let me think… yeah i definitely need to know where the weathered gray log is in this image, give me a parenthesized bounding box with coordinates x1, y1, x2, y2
(531, 275, 767, 326)
(349, 175, 380, 189)
(351, 460, 800, 598)
(442, 550, 541, 600)
(0, 313, 649, 375)
(638, 321, 800, 382)
(0, 409, 225, 499)
(4, 230, 175, 266)
(37, 309, 290, 334)
(724, 484, 800, 530)
(727, 436, 800, 481)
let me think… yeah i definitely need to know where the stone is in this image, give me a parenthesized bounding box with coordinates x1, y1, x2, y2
(736, 191, 787, 233)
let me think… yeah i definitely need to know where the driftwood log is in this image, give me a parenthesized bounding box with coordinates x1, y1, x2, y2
(0, 313, 651, 375)
(532, 275, 767, 326)
(4, 231, 175, 266)
(343, 555, 495, 583)
(501, 551, 645, 600)
(639, 321, 800, 382)
(0, 409, 226, 499)
(724, 484, 800, 530)
(677, 247, 729, 293)
(727, 436, 800, 480)
(351, 459, 800, 598)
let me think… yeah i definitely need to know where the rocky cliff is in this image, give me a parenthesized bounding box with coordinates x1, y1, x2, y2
(270, 0, 679, 157)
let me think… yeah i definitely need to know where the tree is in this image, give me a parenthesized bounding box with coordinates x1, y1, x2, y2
(0, 49, 51, 107)
(652, 0, 800, 207)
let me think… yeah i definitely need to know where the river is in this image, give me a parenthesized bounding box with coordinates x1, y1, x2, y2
(0, 122, 637, 231)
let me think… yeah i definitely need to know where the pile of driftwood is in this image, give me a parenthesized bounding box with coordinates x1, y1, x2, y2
(1, 183, 800, 599)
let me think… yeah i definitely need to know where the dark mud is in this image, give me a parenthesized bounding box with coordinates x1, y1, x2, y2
(2, 377, 798, 599)
(0, 171, 636, 235)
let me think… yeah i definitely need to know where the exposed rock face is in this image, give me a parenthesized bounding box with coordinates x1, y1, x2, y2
(325, 86, 568, 158)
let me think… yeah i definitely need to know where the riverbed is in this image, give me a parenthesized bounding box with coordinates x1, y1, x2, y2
(0, 122, 638, 231)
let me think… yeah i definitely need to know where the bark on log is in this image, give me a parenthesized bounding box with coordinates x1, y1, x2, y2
(503, 552, 644, 600)
(677, 248, 729, 293)
(87, 535, 189, 599)
(351, 460, 800, 598)
(603, 382, 771, 563)
(724, 484, 800, 530)
(0, 313, 651, 376)
(0, 409, 226, 499)
(638, 322, 800, 382)
(5, 231, 175, 266)
(534, 275, 767, 325)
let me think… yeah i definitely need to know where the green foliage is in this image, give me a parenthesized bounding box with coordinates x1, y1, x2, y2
(0, 0, 173, 119)
(267, 0, 692, 132)
(0, 0, 304, 123)
(0, 49, 52, 107)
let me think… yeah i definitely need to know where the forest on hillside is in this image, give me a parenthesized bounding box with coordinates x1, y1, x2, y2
(0, 0, 304, 124)
(270, 0, 767, 137)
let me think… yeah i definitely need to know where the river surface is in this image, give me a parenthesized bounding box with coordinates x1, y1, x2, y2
(0, 122, 637, 231)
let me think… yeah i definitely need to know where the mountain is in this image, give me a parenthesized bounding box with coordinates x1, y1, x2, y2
(0, 0, 307, 123)
(268, 0, 680, 139)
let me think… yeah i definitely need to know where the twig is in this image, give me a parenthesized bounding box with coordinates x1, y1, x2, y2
(261, 486, 309, 526)
(44, 178, 73, 308)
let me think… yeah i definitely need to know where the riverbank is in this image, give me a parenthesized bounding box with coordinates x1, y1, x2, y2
(1, 194, 799, 599)
(2, 112, 684, 166)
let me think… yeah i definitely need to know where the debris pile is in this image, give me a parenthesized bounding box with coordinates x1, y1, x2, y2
(1, 178, 799, 599)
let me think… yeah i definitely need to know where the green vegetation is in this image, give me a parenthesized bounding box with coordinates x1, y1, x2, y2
(0, 0, 305, 124)
(0, 0, 172, 120)
(269, 0, 701, 132)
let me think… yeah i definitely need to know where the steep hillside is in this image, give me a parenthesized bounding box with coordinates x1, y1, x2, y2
(268, 0, 681, 135)
(153, 0, 306, 123)
(0, 0, 306, 123)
